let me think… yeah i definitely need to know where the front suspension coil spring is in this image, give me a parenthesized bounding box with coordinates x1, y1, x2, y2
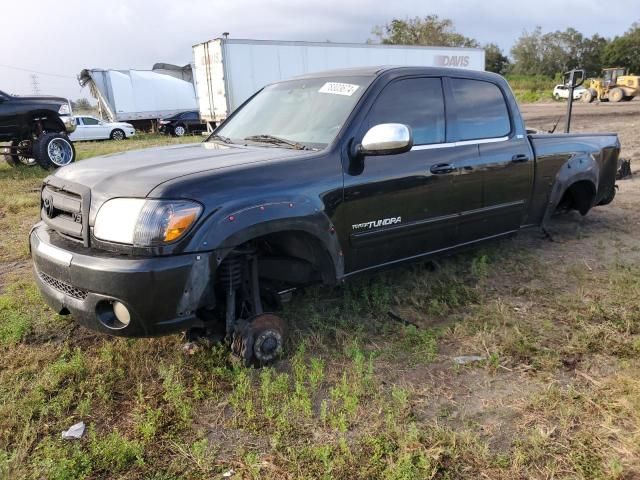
(218, 255, 243, 291)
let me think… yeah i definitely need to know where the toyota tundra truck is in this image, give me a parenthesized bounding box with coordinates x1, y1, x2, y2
(30, 67, 620, 364)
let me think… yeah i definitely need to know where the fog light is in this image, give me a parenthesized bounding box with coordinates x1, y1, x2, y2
(113, 301, 131, 326)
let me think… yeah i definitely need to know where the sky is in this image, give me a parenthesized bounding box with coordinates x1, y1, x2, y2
(1, 0, 637, 100)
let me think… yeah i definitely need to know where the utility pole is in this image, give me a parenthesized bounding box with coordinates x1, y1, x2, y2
(30, 74, 40, 95)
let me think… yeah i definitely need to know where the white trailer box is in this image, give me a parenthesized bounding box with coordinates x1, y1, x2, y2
(193, 38, 485, 124)
(78, 66, 198, 122)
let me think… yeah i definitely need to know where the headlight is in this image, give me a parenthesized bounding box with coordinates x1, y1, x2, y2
(94, 198, 202, 246)
(58, 103, 71, 115)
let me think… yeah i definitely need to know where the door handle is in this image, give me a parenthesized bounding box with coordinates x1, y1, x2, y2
(430, 163, 456, 174)
(511, 154, 529, 163)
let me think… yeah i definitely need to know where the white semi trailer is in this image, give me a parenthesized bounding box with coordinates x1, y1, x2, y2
(192, 38, 485, 127)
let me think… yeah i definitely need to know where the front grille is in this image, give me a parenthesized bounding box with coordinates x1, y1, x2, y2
(41, 181, 91, 246)
(39, 271, 88, 300)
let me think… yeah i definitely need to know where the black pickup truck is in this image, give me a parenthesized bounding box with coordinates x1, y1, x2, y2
(30, 66, 620, 364)
(1, 90, 76, 169)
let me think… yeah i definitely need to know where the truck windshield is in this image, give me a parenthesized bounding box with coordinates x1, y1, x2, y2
(213, 76, 372, 150)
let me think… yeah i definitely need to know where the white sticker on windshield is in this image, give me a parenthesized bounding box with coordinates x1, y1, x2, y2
(318, 82, 360, 96)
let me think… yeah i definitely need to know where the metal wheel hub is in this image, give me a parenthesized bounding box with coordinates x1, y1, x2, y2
(112, 130, 124, 140)
(175, 126, 186, 136)
(231, 313, 286, 365)
(16, 140, 36, 166)
(47, 138, 73, 166)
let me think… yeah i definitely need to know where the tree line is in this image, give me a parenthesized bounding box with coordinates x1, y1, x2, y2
(372, 16, 640, 77)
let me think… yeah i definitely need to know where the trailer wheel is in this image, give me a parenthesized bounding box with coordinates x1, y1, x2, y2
(4, 139, 37, 168)
(33, 133, 76, 170)
(173, 124, 186, 137)
(609, 88, 624, 103)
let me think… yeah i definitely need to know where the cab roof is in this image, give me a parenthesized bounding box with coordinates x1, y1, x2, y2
(291, 66, 501, 82)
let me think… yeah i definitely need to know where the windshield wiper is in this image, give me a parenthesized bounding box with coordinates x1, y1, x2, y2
(209, 133, 234, 144)
(244, 134, 308, 150)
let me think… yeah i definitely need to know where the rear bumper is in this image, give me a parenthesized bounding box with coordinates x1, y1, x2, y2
(30, 222, 212, 337)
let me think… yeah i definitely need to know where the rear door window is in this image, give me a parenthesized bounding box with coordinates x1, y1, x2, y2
(449, 78, 511, 141)
(366, 77, 445, 146)
(82, 117, 100, 126)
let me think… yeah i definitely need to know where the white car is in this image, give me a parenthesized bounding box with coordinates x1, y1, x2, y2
(552, 84, 586, 101)
(69, 116, 135, 141)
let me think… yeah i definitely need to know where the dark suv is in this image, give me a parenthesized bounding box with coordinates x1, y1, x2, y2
(159, 111, 207, 137)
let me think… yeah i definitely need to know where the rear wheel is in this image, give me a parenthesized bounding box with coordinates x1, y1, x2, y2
(554, 93, 561, 101)
(33, 133, 76, 170)
(173, 124, 186, 137)
(110, 128, 125, 140)
(609, 88, 624, 103)
(4, 139, 37, 168)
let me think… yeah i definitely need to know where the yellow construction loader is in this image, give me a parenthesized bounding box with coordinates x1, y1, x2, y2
(581, 67, 640, 102)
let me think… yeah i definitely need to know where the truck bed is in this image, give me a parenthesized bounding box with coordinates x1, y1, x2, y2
(527, 132, 620, 225)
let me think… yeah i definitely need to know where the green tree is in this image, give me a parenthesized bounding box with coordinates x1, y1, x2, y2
(484, 43, 510, 74)
(579, 34, 608, 77)
(72, 98, 92, 111)
(511, 27, 608, 77)
(372, 15, 479, 48)
(603, 22, 640, 74)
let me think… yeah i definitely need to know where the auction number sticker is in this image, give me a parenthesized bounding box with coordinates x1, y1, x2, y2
(318, 82, 360, 96)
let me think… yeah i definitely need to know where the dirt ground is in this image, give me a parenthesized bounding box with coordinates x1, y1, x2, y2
(521, 100, 640, 162)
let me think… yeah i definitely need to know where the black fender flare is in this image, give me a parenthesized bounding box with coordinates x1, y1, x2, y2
(192, 197, 344, 283)
(542, 153, 599, 227)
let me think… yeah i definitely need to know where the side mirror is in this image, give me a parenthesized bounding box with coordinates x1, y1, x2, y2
(357, 123, 413, 156)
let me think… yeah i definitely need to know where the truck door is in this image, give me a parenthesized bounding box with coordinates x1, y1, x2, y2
(342, 77, 460, 273)
(446, 77, 533, 239)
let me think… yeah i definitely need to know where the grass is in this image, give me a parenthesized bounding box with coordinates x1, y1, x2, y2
(506, 74, 558, 103)
(1, 134, 640, 478)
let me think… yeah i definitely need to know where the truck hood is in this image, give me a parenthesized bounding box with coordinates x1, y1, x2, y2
(52, 142, 308, 198)
(8, 94, 68, 104)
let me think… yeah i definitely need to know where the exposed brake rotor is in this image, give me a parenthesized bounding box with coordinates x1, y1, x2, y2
(231, 313, 286, 366)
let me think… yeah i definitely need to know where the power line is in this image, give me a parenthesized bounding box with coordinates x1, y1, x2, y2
(0, 63, 76, 79)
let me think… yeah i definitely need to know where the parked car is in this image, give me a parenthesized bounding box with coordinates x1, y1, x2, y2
(69, 116, 135, 141)
(31, 67, 620, 366)
(0, 89, 76, 169)
(553, 84, 586, 100)
(159, 111, 207, 136)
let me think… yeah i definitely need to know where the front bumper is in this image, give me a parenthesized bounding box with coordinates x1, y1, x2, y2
(60, 114, 76, 134)
(30, 222, 212, 337)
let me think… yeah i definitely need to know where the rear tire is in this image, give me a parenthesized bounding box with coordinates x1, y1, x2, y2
(4, 139, 37, 168)
(33, 133, 76, 170)
(554, 93, 561, 101)
(110, 129, 125, 140)
(609, 88, 624, 103)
